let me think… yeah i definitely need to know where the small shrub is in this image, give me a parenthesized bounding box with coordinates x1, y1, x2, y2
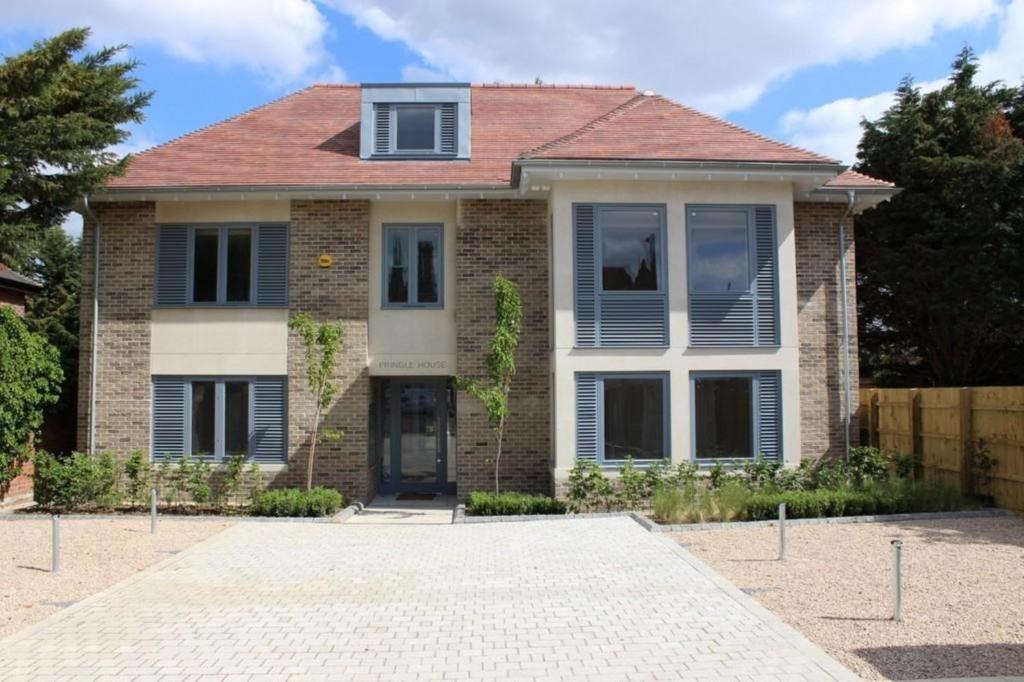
(808, 457, 850, 490)
(247, 460, 267, 504)
(33, 451, 120, 511)
(740, 459, 781, 490)
(566, 460, 614, 512)
(251, 487, 344, 517)
(467, 491, 566, 516)
(615, 457, 648, 510)
(651, 487, 689, 524)
(187, 458, 214, 506)
(221, 452, 246, 508)
(849, 446, 889, 486)
(889, 451, 919, 481)
(123, 450, 151, 506)
(745, 480, 966, 521)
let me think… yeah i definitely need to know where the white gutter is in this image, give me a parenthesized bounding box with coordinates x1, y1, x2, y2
(838, 189, 855, 460)
(81, 194, 100, 455)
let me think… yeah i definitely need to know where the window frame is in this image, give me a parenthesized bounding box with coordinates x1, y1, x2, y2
(382, 223, 444, 309)
(593, 371, 671, 467)
(686, 205, 757, 297)
(690, 370, 777, 466)
(596, 204, 668, 297)
(182, 377, 255, 462)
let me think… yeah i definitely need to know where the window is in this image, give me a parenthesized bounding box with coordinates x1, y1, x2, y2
(373, 103, 457, 156)
(689, 210, 750, 293)
(686, 206, 779, 347)
(190, 226, 252, 304)
(384, 225, 442, 307)
(600, 208, 662, 291)
(573, 204, 668, 347)
(575, 373, 669, 464)
(183, 379, 252, 461)
(692, 371, 782, 463)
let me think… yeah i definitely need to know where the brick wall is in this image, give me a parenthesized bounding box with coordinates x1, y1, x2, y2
(285, 200, 373, 501)
(0, 288, 27, 316)
(455, 199, 550, 497)
(77, 202, 155, 455)
(794, 202, 860, 460)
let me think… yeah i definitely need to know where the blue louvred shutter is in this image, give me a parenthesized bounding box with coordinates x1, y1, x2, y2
(439, 103, 457, 154)
(155, 225, 188, 305)
(255, 225, 288, 306)
(374, 103, 391, 154)
(252, 376, 287, 463)
(152, 376, 187, 461)
(756, 371, 782, 462)
(575, 373, 599, 462)
(573, 204, 597, 347)
(753, 206, 779, 345)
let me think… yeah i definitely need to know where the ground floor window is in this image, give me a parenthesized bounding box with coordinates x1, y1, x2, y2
(152, 375, 286, 463)
(576, 372, 669, 464)
(692, 371, 781, 463)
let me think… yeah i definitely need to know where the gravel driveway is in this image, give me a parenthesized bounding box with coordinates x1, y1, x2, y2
(680, 515, 1024, 680)
(0, 516, 853, 681)
(0, 516, 232, 639)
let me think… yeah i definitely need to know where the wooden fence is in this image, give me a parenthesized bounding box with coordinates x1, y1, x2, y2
(859, 387, 1024, 512)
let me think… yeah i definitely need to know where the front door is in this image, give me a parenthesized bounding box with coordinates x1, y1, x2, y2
(377, 378, 453, 495)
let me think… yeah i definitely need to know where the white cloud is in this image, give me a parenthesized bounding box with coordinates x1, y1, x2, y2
(4, 0, 343, 87)
(62, 212, 83, 239)
(780, 0, 1024, 164)
(326, 0, 997, 114)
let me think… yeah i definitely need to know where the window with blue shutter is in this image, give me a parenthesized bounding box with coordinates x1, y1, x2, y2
(372, 102, 457, 156)
(154, 224, 288, 307)
(573, 204, 668, 347)
(687, 205, 778, 347)
(151, 376, 287, 463)
(575, 372, 669, 465)
(691, 371, 782, 465)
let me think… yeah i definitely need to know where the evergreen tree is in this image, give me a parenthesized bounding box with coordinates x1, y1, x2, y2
(855, 47, 1024, 386)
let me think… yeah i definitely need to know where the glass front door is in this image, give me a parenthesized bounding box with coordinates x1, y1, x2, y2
(377, 378, 454, 494)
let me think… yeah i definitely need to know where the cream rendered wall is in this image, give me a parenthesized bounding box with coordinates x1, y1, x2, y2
(367, 201, 457, 375)
(549, 180, 801, 481)
(150, 200, 291, 376)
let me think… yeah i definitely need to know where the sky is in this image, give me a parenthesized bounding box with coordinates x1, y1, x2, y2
(2, 0, 1023, 238)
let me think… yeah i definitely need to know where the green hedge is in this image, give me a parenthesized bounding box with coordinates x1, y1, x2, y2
(467, 491, 566, 516)
(745, 481, 964, 521)
(251, 487, 344, 517)
(34, 451, 120, 511)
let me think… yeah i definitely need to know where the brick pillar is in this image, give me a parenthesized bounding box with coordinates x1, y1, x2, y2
(794, 202, 860, 460)
(77, 202, 155, 455)
(287, 200, 373, 500)
(455, 199, 550, 498)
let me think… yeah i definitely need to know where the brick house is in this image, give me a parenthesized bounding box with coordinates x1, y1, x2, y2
(76, 83, 897, 501)
(1, 262, 43, 503)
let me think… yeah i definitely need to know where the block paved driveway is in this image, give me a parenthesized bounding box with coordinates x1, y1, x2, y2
(1, 516, 854, 681)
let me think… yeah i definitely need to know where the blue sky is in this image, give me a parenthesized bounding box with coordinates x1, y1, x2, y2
(2, 1, 1022, 236)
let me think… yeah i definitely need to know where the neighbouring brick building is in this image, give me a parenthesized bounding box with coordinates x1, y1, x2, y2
(76, 83, 897, 502)
(1, 262, 43, 503)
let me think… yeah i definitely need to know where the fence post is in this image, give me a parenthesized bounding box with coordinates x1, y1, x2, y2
(959, 387, 973, 496)
(908, 389, 921, 474)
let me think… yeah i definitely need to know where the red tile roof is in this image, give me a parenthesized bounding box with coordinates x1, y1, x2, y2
(823, 169, 896, 188)
(107, 84, 861, 191)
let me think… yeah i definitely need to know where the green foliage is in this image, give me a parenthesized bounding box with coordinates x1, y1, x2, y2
(33, 450, 118, 511)
(856, 47, 1024, 385)
(0, 306, 62, 485)
(289, 312, 345, 490)
(566, 459, 614, 512)
(745, 480, 965, 520)
(251, 487, 344, 517)
(848, 446, 890, 486)
(650, 480, 750, 524)
(221, 453, 246, 506)
(1, 28, 151, 261)
(467, 491, 566, 516)
(455, 275, 523, 493)
(123, 450, 150, 506)
(615, 457, 649, 510)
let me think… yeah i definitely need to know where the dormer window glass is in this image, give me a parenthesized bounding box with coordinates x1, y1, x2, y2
(361, 84, 470, 159)
(396, 105, 437, 151)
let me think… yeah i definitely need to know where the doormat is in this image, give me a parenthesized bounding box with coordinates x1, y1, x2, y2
(396, 493, 436, 501)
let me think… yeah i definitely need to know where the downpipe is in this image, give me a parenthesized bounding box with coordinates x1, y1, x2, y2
(82, 194, 100, 455)
(839, 189, 856, 460)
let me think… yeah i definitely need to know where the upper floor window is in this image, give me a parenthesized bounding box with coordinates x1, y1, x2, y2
(360, 84, 471, 160)
(155, 224, 288, 307)
(600, 208, 661, 292)
(686, 205, 778, 347)
(383, 224, 442, 308)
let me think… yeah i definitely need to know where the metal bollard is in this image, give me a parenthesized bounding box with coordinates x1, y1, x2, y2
(151, 487, 158, 534)
(891, 539, 904, 622)
(51, 513, 61, 574)
(778, 502, 787, 561)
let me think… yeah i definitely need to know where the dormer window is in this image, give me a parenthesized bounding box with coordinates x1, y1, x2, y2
(361, 84, 471, 160)
(374, 103, 457, 155)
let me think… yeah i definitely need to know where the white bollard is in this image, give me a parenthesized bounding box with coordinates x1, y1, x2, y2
(51, 513, 61, 574)
(778, 502, 787, 561)
(151, 487, 158, 534)
(891, 539, 904, 622)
